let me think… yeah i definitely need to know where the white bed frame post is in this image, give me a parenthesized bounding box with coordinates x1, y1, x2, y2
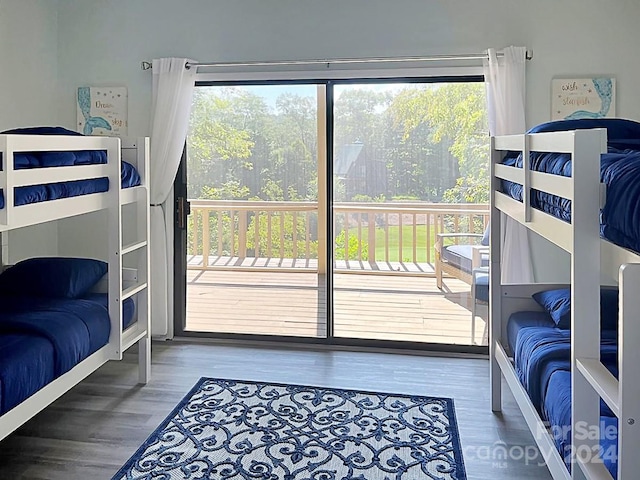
(0, 136, 13, 227)
(489, 135, 503, 413)
(133, 137, 151, 383)
(570, 129, 605, 479)
(107, 138, 124, 361)
(139, 137, 151, 384)
(618, 264, 640, 479)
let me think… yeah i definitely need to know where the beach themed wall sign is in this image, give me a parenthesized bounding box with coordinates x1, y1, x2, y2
(77, 86, 128, 136)
(551, 78, 615, 120)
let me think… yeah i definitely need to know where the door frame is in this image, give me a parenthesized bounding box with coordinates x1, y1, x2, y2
(173, 76, 488, 355)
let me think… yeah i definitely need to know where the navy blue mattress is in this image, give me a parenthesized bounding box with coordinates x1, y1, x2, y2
(545, 371, 618, 477)
(509, 313, 618, 414)
(501, 147, 640, 254)
(0, 161, 140, 209)
(0, 294, 135, 416)
(507, 311, 619, 475)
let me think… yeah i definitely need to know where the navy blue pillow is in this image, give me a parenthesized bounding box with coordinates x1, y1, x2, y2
(532, 287, 619, 330)
(1, 126, 106, 167)
(528, 119, 640, 142)
(0, 257, 107, 299)
(1, 126, 82, 136)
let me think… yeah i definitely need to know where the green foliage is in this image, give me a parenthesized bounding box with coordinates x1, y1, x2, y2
(442, 175, 489, 204)
(261, 179, 284, 201)
(388, 83, 489, 203)
(188, 89, 258, 199)
(334, 230, 368, 261)
(246, 212, 318, 259)
(185, 83, 489, 261)
(188, 83, 488, 206)
(201, 181, 250, 200)
(391, 195, 421, 201)
(187, 211, 233, 257)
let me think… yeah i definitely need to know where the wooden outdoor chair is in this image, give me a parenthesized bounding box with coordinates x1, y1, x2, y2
(435, 226, 489, 290)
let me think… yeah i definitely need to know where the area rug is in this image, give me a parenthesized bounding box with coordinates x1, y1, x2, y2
(112, 378, 466, 480)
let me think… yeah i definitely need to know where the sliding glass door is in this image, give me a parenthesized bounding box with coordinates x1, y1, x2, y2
(175, 77, 489, 350)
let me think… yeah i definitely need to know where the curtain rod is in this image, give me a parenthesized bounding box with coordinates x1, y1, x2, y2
(140, 50, 533, 71)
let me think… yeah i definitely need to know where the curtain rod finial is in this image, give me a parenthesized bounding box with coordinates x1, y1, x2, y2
(141, 61, 152, 71)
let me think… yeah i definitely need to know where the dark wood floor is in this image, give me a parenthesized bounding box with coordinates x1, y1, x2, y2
(0, 342, 551, 479)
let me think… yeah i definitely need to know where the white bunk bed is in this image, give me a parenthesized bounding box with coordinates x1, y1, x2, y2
(490, 127, 640, 480)
(0, 133, 151, 442)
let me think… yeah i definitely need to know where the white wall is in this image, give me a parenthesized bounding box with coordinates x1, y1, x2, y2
(55, 0, 640, 134)
(0, 0, 60, 262)
(0, 0, 59, 130)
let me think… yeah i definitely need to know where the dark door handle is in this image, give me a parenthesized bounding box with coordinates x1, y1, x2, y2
(176, 197, 190, 230)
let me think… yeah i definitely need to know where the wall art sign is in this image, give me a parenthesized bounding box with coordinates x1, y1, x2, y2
(551, 78, 615, 120)
(77, 86, 128, 136)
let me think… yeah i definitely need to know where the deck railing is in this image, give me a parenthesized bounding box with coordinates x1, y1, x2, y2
(187, 200, 488, 272)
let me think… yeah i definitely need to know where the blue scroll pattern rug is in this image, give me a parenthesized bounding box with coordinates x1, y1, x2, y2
(112, 378, 466, 480)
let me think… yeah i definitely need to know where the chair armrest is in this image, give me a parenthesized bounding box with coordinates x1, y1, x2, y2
(436, 233, 483, 240)
(435, 232, 483, 252)
(471, 245, 489, 269)
(471, 267, 489, 287)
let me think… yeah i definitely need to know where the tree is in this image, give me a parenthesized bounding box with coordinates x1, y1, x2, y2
(388, 83, 489, 203)
(267, 93, 318, 201)
(334, 88, 391, 147)
(187, 88, 259, 199)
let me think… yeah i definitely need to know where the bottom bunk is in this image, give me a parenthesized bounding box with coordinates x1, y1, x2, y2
(0, 294, 136, 416)
(506, 308, 619, 477)
(0, 257, 148, 441)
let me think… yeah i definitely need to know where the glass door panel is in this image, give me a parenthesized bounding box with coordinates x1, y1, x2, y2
(331, 81, 489, 346)
(183, 84, 326, 338)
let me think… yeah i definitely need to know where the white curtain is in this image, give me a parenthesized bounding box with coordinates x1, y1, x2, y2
(483, 46, 534, 284)
(150, 58, 197, 336)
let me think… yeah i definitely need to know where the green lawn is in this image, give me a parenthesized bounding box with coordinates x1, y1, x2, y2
(345, 225, 437, 263)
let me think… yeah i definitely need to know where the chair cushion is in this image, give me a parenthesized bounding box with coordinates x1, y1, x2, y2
(442, 245, 489, 274)
(474, 271, 489, 303)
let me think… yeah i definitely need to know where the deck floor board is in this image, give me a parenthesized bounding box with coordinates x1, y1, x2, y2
(186, 269, 487, 345)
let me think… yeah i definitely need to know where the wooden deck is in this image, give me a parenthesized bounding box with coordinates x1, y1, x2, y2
(186, 269, 487, 345)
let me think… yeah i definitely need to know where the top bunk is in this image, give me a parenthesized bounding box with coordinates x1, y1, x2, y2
(491, 118, 640, 277)
(0, 127, 149, 232)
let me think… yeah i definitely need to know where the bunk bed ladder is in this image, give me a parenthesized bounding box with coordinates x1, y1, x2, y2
(120, 137, 151, 384)
(107, 137, 151, 385)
